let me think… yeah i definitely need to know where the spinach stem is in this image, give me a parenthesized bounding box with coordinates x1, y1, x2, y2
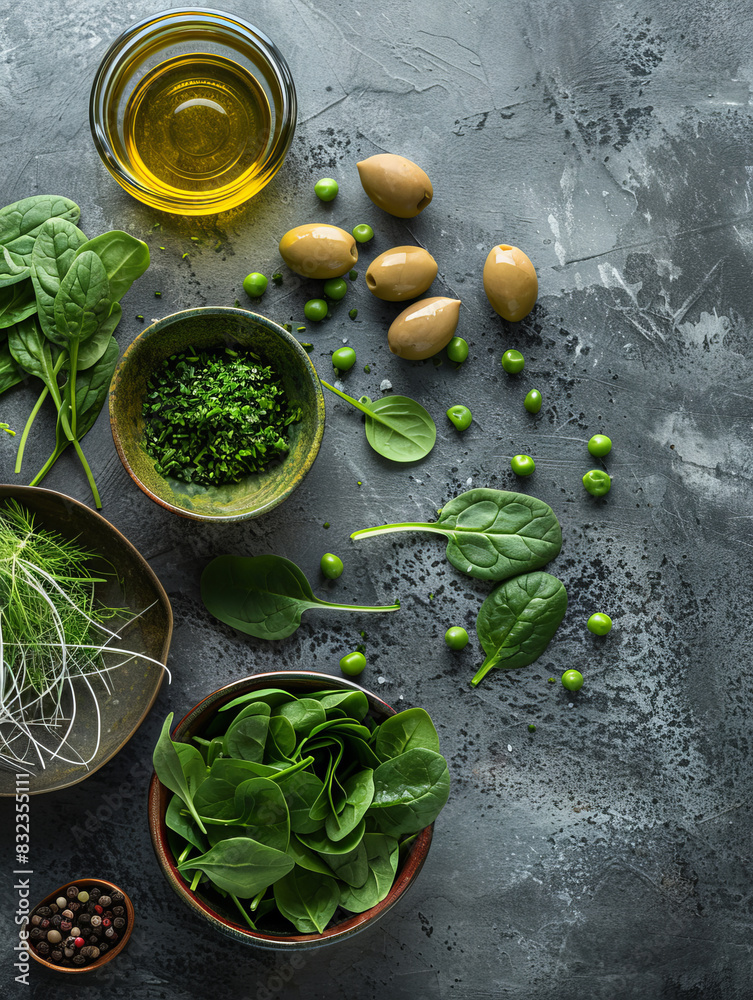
(470, 658, 494, 687)
(230, 894, 257, 930)
(320, 379, 407, 435)
(15, 385, 49, 473)
(177, 843, 194, 866)
(189, 870, 202, 892)
(350, 522, 450, 541)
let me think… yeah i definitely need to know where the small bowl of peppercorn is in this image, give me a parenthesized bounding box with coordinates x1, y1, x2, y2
(24, 878, 134, 973)
(109, 306, 325, 522)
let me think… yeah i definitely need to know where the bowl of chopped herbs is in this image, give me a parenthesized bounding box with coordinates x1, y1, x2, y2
(109, 307, 325, 521)
(147, 671, 449, 949)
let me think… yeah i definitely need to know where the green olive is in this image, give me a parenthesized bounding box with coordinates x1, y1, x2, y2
(279, 224, 358, 279)
(587, 612, 612, 635)
(510, 454, 535, 476)
(314, 177, 339, 202)
(324, 277, 348, 300)
(352, 224, 374, 243)
(446, 337, 469, 363)
(388, 297, 461, 360)
(444, 626, 469, 650)
(582, 469, 611, 496)
(561, 669, 584, 692)
(320, 553, 344, 579)
(446, 405, 472, 431)
(340, 651, 366, 676)
(501, 349, 524, 373)
(483, 244, 538, 322)
(242, 272, 268, 298)
(588, 434, 612, 457)
(524, 389, 542, 413)
(357, 154, 433, 218)
(365, 246, 438, 302)
(332, 347, 356, 371)
(304, 299, 328, 322)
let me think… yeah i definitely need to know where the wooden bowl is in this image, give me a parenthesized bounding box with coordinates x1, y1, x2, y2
(109, 307, 325, 521)
(0, 486, 172, 795)
(148, 671, 434, 950)
(23, 877, 134, 973)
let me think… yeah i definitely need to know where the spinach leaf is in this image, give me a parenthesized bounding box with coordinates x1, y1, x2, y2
(351, 488, 563, 582)
(177, 837, 294, 898)
(306, 689, 369, 721)
(153, 714, 208, 834)
(30, 218, 88, 339)
(276, 770, 326, 834)
(72, 302, 121, 371)
(73, 229, 150, 301)
(298, 819, 366, 856)
(374, 708, 441, 761)
(267, 715, 297, 762)
(210, 757, 280, 784)
(224, 709, 270, 763)
(325, 768, 374, 842)
(0, 194, 80, 246)
(166, 793, 207, 853)
(193, 776, 239, 822)
(233, 778, 290, 851)
(368, 748, 450, 836)
(0, 247, 31, 289)
(471, 570, 568, 686)
(274, 698, 326, 736)
(51, 249, 110, 350)
(321, 379, 436, 462)
(273, 868, 340, 934)
(0, 340, 24, 394)
(287, 836, 333, 876)
(321, 840, 369, 887)
(201, 554, 400, 640)
(0, 280, 36, 329)
(338, 834, 399, 913)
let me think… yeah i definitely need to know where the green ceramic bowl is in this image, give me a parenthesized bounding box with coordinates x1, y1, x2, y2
(109, 307, 325, 521)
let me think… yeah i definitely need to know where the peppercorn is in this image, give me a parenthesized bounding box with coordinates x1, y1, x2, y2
(66, 886, 79, 899)
(31, 915, 41, 926)
(47, 929, 62, 944)
(69, 900, 81, 912)
(86, 901, 96, 913)
(64, 947, 75, 959)
(102, 917, 112, 928)
(90, 915, 102, 928)
(72, 954, 85, 966)
(60, 920, 72, 933)
(98, 942, 109, 954)
(94, 904, 103, 915)
(40, 918, 50, 930)
(89, 934, 100, 946)
(110, 891, 124, 905)
(81, 945, 100, 960)
(74, 936, 85, 948)
(105, 927, 118, 941)
(51, 914, 62, 928)
(49, 903, 59, 914)
(51, 949, 63, 962)
(98, 895, 112, 908)
(36, 906, 51, 918)
(62, 908, 73, 920)
(36, 942, 50, 956)
(113, 917, 126, 930)
(56, 896, 68, 909)
(112, 905, 125, 917)
(76, 890, 89, 903)
(29, 928, 42, 941)
(88, 888, 101, 901)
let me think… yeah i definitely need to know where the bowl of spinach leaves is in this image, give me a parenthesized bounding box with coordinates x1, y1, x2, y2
(109, 306, 325, 521)
(147, 671, 449, 949)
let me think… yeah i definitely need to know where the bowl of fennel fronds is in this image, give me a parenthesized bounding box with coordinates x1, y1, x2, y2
(0, 485, 172, 794)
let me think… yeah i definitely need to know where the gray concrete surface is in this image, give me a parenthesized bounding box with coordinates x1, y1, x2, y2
(1, 0, 752, 997)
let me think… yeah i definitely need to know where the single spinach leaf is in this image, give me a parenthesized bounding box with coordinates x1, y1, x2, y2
(321, 379, 436, 462)
(30, 218, 88, 339)
(210, 757, 281, 784)
(177, 837, 294, 898)
(153, 713, 208, 834)
(224, 709, 270, 763)
(74, 301, 121, 371)
(219, 688, 298, 713)
(471, 570, 568, 686)
(166, 793, 207, 853)
(233, 777, 290, 851)
(351, 488, 563, 582)
(338, 833, 399, 913)
(276, 771, 326, 834)
(201, 554, 400, 640)
(374, 708, 440, 761)
(321, 839, 369, 888)
(368, 748, 450, 836)
(193, 776, 239, 822)
(298, 819, 366, 856)
(0, 279, 36, 329)
(306, 689, 369, 721)
(274, 698, 327, 736)
(0, 194, 80, 247)
(0, 340, 24, 394)
(287, 836, 332, 876)
(73, 229, 150, 301)
(273, 868, 340, 934)
(325, 768, 374, 843)
(51, 249, 111, 350)
(8, 315, 61, 388)
(267, 715, 297, 762)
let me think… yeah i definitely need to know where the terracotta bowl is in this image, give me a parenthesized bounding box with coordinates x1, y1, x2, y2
(23, 877, 134, 973)
(109, 307, 325, 521)
(0, 486, 172, 795)
(148, 671, 434, 950)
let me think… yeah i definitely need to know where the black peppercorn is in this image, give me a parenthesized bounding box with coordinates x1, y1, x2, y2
(86, 901, 96, 914)
(88, 888, 101, 901)
(78, 912, 91, 925)
(66, 886, 79, 899)
(81, 945, 100, 960)
(98, 895, 112, 908)
(113, 917, 126, 930)
(29, 928, 42, 941)
(98, 942, 109, 954)
(36, 906, 52, 918)
(51, 949, 63, 962)
(69, 900, 81, 913)
(51, 914, 62, 928)
(72, 954, 86, 967)
(36, 942, 50, 956)
(111, 905, 125, 917)
(104, 927, 118, 941)
(110, 890, 124, 904)
(88, 934, 100, 946)
(64, 947, 75, 959)
(49, 903, 59, 914)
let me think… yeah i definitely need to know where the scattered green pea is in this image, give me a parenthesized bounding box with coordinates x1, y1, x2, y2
(444, 626, 469, 650)
(332, 347, 357, 371)
(349, 269, 358, 281)
(587, 612, 612, 635)
(524, 389, 542, 413)
(314, 177, 338, 202)
(561, 669, 584, 692)
(446, 337, 469, 363)
(582, 469, 611, 496)
(322, 277, 348, 301)
(272, 272, 283, 285)
(528, 723, 536, 732)
(510, 454, 535, 476)
(547, 677, 556, 684)
(446, 405, 472, 431)
(323, 522, 330, 528)
(320, 553, 344, 579)
(340, 651, 366, 676)
(242, 272, 268, 298)
(501, 349, 525, 373)
(304, 299, 328, 322)
(588, 434, 612, 457)
(352, 224, 374, 243)
(363, 364, 371, 373)
(349, 308, 358, 319)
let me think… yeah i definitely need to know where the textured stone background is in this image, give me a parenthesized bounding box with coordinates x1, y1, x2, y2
(1, 0, 752, 997)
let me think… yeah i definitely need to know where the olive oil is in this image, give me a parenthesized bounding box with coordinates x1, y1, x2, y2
(123, 53, 271, 199)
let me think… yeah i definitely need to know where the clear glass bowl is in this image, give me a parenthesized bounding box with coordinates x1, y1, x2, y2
(90, 8, 297, 215)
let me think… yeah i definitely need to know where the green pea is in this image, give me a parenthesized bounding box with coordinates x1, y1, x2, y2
(304, 299, 328, 321)
(446, 405, 472, 431)
(320, 552, 344, 579)
(446, 337, 469, 363)
(352, 224, 374, 243)
(501, 349, 525, 373)
(272, 272, 283, 285)
(349, 269, 358, 281)
(332, 347, 356, 371)
(314, 177, 338, 201)
(561, 669, 584, 692)
(510, 454, 535, 476)
(524, 389, 542, 413)
(444, 626, 469, 650)
(349, 308, 358, 319)
(588, 434, 612, 457)
(587, 612, 612, 635)
(582, 469, 611, 496)
(242, 272, 268, 298)
(528, 723, 536, 732)
(324, 277, 348, 300)
(340, 651, 366, 676)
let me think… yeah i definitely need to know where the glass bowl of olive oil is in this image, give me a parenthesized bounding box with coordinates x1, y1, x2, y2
(90, 9, 297, 215)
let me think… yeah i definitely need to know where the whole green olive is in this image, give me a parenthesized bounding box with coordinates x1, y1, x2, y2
(357, 154, 433, 218)
(483, 244, 538, 322)
(279, 224, 358, 279)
